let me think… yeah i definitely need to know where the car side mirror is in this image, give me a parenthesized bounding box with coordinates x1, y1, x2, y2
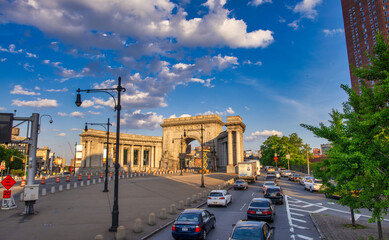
(232, 224, 236, 227)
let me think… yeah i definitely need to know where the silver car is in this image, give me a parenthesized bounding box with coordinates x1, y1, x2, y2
(234, 180, 248, 190)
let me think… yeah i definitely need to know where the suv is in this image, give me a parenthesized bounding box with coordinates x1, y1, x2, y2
(246, 198, 275, 222)
(264, 186, 284, 204)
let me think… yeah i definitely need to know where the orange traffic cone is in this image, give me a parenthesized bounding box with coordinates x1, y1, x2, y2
(78, 174, 82, 181)
(56, 176, 60, 183)
(88, 173, 91, 180)
(66, 175, 70, 182)
(100, 173, 103, 178)
(41, 177, 45, 185)
(21, 179, 26, 187)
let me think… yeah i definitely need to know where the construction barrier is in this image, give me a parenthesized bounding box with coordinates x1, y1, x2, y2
(41, 177, 45, 185)
(21, 179, 26, 187)
(78, 174, 82, 181)
(110, 172, 113, 178)
(56, 176, 60, 183)
(66, 175, 70, 182)
(100, 173, 103, 178)
(88, 174, 91, 180)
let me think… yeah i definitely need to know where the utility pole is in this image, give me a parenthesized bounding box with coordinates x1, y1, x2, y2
(306, 144, 310, 175)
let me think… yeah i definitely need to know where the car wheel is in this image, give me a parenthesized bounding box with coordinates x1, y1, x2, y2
(310, 187, 313, 192)
(212, 220, 216, 229)
(202, 229, 207, 240)
(224, 200, 227, 207)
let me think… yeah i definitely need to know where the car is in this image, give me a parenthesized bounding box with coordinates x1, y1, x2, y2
(281, 170, 292, 177)
(273, 171, 281, 179)
(264, 186, 284, 204)
(265, 174, 278, 184)
(234, 180, 248, 190)
(207, 190, 232, 207)
(299, 176, 313, 185)
(172, 208, 216, 240)
(228, 220, 275, 240)
(262, 181, 277, 192)
(304, 178, 323, 192)
(289, 173, 300, 182)
(267, 167, 275, 173)
(246, 198, 275, 222)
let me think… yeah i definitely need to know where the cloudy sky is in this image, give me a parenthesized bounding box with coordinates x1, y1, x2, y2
(0, 0, 349, 163)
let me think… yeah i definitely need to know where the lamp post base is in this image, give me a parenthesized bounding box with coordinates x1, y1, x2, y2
(103, 189, 109, 192)
(108, 226, 118, 232)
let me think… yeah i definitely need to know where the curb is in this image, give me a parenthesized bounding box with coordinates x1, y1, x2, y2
(309, 213, 326, 239)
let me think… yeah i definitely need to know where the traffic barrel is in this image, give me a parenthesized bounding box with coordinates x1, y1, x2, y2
(88, 173, 91, 180)
(100, 172, 103, 178)
(66, 175, 70, 182)
(21, 179, 26, 187)
(110, 172, 113, 178)
(78, 174, 82, 181)
(56, 176, 60, 183)
(41, 177, 45, 185)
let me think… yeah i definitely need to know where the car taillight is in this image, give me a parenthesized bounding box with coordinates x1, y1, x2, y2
(219, 197, 225, 199)
(247, 210, 256, 214)
(195, 226, 201, 232)
(172, 225, 176, 231)
(208, 197, 211, 199)
(262, 211, 272, 215)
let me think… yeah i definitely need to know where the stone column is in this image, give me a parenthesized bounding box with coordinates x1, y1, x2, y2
(100, 142, 104, 168)
(140, 145, 144, 170)
(119, 144, 124, 167)
(151, 146, 155, 169)
(86, 141, 91, 167)
(236, 130, 242, 164)
(227, 131, 233, 165)
(130, 145, 134, 170)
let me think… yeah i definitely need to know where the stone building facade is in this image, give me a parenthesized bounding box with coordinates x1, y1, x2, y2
(79, 115, 245, 173)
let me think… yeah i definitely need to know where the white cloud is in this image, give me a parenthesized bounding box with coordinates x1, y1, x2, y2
(69, 111, 84, 118)
(121, 110, 164, 130)
(42, 59, 91, 81)
(198, 107, 234, 116)
(293, 0, 322, 20)
(23, 63, 34, 72)
(0, 44, 23, 53)
(12, 98, 58, 108)
(278, 16, 286, 23)
(57, 112, 67, 116)
(226, 107, 235, 114)
(288, 20, 300, 30)
(87, 110, 100, 115)
(243, 60, 262, 66)
(70, 128, 80, 131)
(245, 106, 250, 111)
(10, 85, 40, 96)
(245, 130, 283, 142)
(323, 28, 344, 36)
(0, 58, 6, 62)
(0, 107, 7, 110)
(57, 133, 66, 137)
(26, 52, 38, 58)
(46, 87, 68, 92)
(249, 0, 272, 7)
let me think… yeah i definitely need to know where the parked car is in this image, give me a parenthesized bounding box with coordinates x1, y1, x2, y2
(207, 190, 232, 207)
(264, 186, 284, 204)
(262, 181, 277, 192)
(299, 176, 313, 185)
(281, 170, 292, 177)
(289, 174, 300, 182)
(228, 220, 275, 240)
(246, 198, 275, 222)
(234, 180, 248, 190)
(172, 208, 216, 240)
(273, 171, 281, 179)
(304, 178, 323, 192)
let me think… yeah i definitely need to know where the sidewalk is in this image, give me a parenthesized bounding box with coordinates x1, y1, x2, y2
(311, 213, 389, 240)
(0, 172, 236, 240)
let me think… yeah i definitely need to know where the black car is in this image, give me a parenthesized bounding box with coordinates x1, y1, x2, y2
(264, 186, 284, 204)
(228, 220, 275, 240)
(246, 198, 275, 222)
(172, 208, 216, 240)
(265, 174, 278, 185)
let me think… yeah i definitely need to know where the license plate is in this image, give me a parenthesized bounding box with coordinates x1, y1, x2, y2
(213, 202, 217, 204)
(182, 227, 188, 231)
(271, 193, 276, 196)
(256, 211, 262, 214)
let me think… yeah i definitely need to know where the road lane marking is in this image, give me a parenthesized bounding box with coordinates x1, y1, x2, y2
(296, 234, 313, 240)
(251, 192, 255, 196)
(290, 212, 304, 217)
(285, 195, 295, 234)
(311, 208, 328, 213)
(292, 224, 310, 230)
(240, 203, 246, 211)
(291, 217, 307, 223)
(289, 208, 313, 213)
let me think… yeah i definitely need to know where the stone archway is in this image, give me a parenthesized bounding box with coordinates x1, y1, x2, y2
(160, 115, 245, 173)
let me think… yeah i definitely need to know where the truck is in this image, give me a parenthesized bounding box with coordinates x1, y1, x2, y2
(238, 162, 257, 183)
(246, 160, 261, 176)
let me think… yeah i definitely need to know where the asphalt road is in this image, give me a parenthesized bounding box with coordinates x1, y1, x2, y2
(149, 171, 389, 240)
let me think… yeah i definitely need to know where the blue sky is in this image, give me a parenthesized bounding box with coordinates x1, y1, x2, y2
(0, 0, 350, 163)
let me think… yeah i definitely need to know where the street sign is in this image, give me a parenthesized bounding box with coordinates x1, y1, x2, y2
(3, 190, 11, 199)
(274, 156, 278, 163)
(0, 161, 5, 170)
(1, 175, 16, 190)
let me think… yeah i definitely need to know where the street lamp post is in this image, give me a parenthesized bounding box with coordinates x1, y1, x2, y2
(184, 124, 205, 188)
(172, 135, 184, 176)
(85, 118, 112, 192)
(75, 76, 126, 232)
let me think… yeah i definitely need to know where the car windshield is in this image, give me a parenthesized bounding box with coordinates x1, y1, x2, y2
(177, 213, 200, 222)
(209, 192, 223, 197)
(264, 182, 275, 186)
(294, 174, 299, 177)
(231, 226, 263, 240)
(266, 188, 280, 194)
(284, 171, 291, 173)
(250, 201, 270, 207)
(236, 180, 245, 184)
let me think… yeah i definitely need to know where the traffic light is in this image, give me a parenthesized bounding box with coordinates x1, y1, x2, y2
(10, 156, 13, 162)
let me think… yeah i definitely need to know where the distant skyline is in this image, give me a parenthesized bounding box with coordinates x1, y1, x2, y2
(0, 0, 350, 164)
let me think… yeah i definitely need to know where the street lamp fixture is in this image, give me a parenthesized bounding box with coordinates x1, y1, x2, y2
(184, 124, 205, 188)
(75, 76, 126, 232)
(172, 135, 184, 176)
(85, 118, 112, 192)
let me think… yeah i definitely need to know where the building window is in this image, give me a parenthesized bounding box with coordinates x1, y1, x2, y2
(370, 19, 374, 24)
(365, 39, 368, 44)
(360, 7, 364, 11)
(362, 17, 365, 22)
(385, 0, 388, 3)
(366, 45, 369, 50)
(372, 30, 375, 35)
(369, 13, 373, 18)
(373, 11, 376, 15)
(373, 5, 376, 9)
(362, 12, 366, 16)
(364, 34, 368, 38)
(123, 149, 128, 165)
(385, 5, 388, 9)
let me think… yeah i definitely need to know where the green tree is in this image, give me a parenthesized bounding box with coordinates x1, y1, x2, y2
(301, 33, 389, 239)
(0, 145, 25, 171)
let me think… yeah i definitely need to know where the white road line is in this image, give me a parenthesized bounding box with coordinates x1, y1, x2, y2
(302, 203, 322, 208)
(312, 208, 328, 213)
(291, 217, 307, 223)
(292, 224, 310, 230)
(290, 234, 296, 240)
(288, 204, 302, 207)
(289, 208, 313, 213)
(240, 203, 246, 211)
(251, 192, 255, 196)
(285, 195, 295, 233)
(290, 212, 305, 217)
(296, 234, 314, 240)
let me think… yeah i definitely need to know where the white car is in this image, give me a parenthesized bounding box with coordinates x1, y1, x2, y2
(304, 179, 323, 192)
(281, 170, 292, 177)
(274, 171, 281, 179)
(207, 190, 232, 207)
(262, 181, 277, 192)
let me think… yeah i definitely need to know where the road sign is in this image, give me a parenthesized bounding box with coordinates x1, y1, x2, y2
(0, 161, 5, 170)
(274, 156, 278, 163)
(3, 190, 11, 199)
(1, 175, 16, 190)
